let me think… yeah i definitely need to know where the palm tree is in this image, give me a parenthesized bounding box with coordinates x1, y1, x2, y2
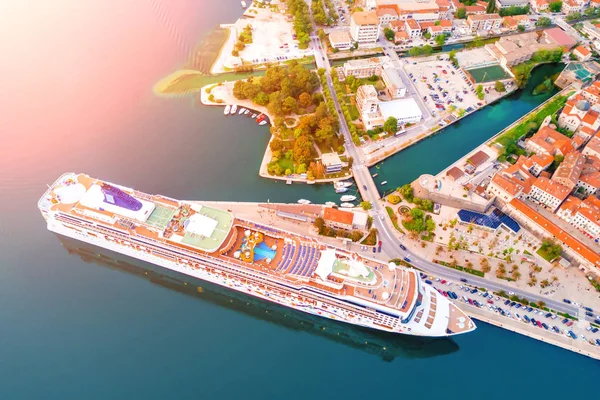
(541, 279, 550, 288)
(512, 271, 521, 281)
(436, 245, 444, 255)
(552, 275, 558, 283)
(466, 261, 473, 269)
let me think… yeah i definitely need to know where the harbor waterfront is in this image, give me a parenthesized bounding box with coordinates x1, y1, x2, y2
(2, 2, 600, 399)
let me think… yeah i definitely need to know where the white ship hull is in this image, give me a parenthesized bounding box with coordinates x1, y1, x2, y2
(47, 221, 408, 335)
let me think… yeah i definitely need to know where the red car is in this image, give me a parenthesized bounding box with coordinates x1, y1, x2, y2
(487, 299, 494, 304)
(441, 279, 447, 284)
(536, 320, 543, 328)
(442, 291, 448, 297)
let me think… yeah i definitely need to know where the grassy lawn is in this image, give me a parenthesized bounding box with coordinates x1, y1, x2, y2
(277, 157, 295, 172)
(465, 37, 499, 49)
(536, 246, 558, 262)
(360, 229, 378, 246)
(386, 206, 405, 234)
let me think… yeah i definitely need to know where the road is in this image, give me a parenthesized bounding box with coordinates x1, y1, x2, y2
(306, 12, 590, 321)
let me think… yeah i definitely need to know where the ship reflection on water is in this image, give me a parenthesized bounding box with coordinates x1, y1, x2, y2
(55, 234, 459, 362)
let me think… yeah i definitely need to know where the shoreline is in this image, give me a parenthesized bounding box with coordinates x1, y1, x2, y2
(199, 83, 353, 185)
(364, 85, 518, 168)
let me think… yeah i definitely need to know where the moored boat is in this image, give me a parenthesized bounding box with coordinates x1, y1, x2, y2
(256, 113, 266, 123)
(325, 201, 337, 207)
(244, 109, 250, 115)
(241, 0, 247, 8)
(334, 181, 353, 188)
(259, 120, 268, 126)
(340, 203, 355, 208)
(224, 105, 231, 115)
(297, 199, 311, 204)
(372, 173, 378, 178)
(335, 187, 348, 194)
(340, 195, 356, 202)
(381, 181, 388, 185)
(251, 113, 257, 119)
(238, 107, 246, 115)
(231, 104, 238, 114)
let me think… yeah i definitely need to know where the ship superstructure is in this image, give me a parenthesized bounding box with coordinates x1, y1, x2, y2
(39, 173, 476, 337)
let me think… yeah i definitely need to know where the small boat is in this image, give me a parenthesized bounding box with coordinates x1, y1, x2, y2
(325, 201, 337, 207)
(224, 105, 231, 115)
(335, 187, 348, 194)
(241, 0, 247, 8)
(340, 195, 356, 202)
(286, 180, 292, 185)
(256, 113, 266, 123)
(297, 199, 311, 205)
(251, 113, 257, 119)
(372, 173, 378, 178)
(238, 107, 246, 115)
(231, 104, 238, 114)
(340, 203, 354, 208)
(259, 120, 268, 126)
(381, 181, 388, 185)
(334, 181, 353, 188)
(244, 109, 250, 115)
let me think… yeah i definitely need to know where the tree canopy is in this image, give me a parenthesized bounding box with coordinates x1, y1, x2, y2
(548, 1, 562, 12)
(384, 27, 395, 41)
(383, 116, 398, 133)
(495, 80, 506, 92)
(233, 62, 320, 116)
(536, 17, 551, 27)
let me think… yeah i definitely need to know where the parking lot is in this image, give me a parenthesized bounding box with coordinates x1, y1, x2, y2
(403, 58, 481, 117)
(428, 278, 600, 348)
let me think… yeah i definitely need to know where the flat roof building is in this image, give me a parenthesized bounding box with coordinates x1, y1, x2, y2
(329, 30, 354, 50)
(350, 11, 381, 44)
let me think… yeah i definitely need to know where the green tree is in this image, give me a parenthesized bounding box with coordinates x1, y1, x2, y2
(360, 201, 372, 210)
(383, 116, 398, 133)
(254, 91, 270, 106)
(486, 0, 495, 13)
(297, 163, 307, 174)
(317, 28, 326, 40)
(387, 194, 401, 204)
(399, 184, 414, 201)
(585, 6, 598, 16)
(435, 34, 446, 46)
(476, 84, 484, 100)
(384, 27, 395, 41)
(456, 7, 466, 19)
(540, 239, 562, 260)
(566, 12, 581, 21)
(298, 92, 313, 108)
(536, 17, 551, 27)
(495, 80, 506, 92)
(434, 20, 441, 26)
(549, 1, 562, 12)
(517, 24, 525, 32)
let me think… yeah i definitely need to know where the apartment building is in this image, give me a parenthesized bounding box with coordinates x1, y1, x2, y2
(467, 13, 502, 32)
(524, 126, 575, 157)
(343, 57, 387, 79)
(557, 196, 600, 241)
(551, 151, 585, 190)
(350, 11, 381, 44)
(528, 177, 571, 212)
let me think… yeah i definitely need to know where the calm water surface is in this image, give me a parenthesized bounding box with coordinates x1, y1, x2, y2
(0, 1, 598, 399)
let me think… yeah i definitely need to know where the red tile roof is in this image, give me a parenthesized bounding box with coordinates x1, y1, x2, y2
(323, 207, 354, 225)
(509, 199, 600, 269)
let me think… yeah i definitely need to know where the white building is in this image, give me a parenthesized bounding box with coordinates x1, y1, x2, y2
(350, 11, 381, 44)
(329, 30, 354, 50)
(381, 67, 407, 98)
(528, 177, 571, 212)
(379, 98, 423, 125)
(343, 57, 388, 78)
(322, 152, 343, 174)
(495, 0, 530, 7)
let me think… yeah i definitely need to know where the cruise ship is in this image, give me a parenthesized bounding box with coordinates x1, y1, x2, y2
(38, 173, 476, 337)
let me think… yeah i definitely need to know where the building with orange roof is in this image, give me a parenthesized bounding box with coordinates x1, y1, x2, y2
(513, 15, 532, 28)
(464, 5, 487, 14)
(428, 25, 445, 36)
(582, 21, 600, 43)
(552, 151, 585, 190)
(375, 0, 441, 22)
(502, 16, 518, 31)
(376, 7, 399, 25)
(558, 94, 600, 133)
(583, 154, 600, 173)
(350, 11, 381, 44)
(509, 198, 600, 270)
(394, 31, 410, 44)
(467, 13, 502, 32)
(405, 18, 422, 38)
(582, 81, 600, 105)
(322, 207, 369, 231)
(577, 171, 600, 196)
(557, 196, 600, 241)
(523, 153, 554, 176)
(528, 176, 571, 211)
(524, 126, 575, 157)
(531, 0, 550, 12)
(486, 156, 535, 202)
(583, 135, 600, 159)
(573, 45, 592, 61)
(562, 0, 584, 15)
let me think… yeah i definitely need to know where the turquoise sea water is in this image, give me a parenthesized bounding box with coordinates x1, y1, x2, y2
(1, 1, 598, 399)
